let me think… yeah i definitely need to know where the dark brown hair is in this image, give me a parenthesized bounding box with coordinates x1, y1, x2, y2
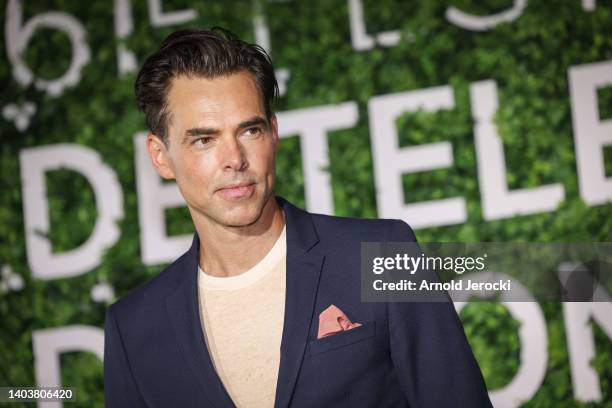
(135, 27, 279, 145)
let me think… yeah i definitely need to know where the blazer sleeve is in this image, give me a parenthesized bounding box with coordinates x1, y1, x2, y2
(104, 306, 147, 408)
(385, 219, 493, 408)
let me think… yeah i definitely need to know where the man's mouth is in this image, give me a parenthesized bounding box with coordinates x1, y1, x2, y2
(217, 182, 256, 199)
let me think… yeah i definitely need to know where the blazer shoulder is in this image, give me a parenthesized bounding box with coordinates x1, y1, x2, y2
(309, 213, 417, 243)
(108, 246, 191, 320)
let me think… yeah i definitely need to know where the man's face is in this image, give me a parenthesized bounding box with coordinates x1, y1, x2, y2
(148, 71, 279, 228)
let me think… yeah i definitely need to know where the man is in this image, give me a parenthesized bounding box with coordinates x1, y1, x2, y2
(104, 27, 492, 407)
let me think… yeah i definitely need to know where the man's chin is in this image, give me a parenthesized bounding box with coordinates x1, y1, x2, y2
(220, 214, 260, 228)
(216, 204, 264, 227)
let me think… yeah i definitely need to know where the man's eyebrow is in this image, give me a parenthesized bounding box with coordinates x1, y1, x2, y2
(237, 116, 269, 130)
(184, 127, 219, 137)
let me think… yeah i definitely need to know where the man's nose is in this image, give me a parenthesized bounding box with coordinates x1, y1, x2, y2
(220, 136, 248, 171)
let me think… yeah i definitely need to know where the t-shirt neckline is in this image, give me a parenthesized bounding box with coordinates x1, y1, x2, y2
(198, 225, 286, 290)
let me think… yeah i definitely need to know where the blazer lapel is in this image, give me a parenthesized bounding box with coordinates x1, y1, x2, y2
(164, 196, 323, 408)
(165, 234, 236, 408)
(274, 196, 324, 408)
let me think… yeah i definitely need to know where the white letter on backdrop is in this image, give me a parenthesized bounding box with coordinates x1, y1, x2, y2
(454, 272, 547, 408)
(147, 0, 197, 27)
(569, 60, 612, 206)
(134, 133, 191, 265)
(564, 301, 612, 402)
(33, 326, 104, 408)
(277, 102, 359, 215)
(113, 0, 137, 75)
(446, 0, 527, 31)
(252, 3, 290, 96)
(20, 145, 123, 280)
(471, 80, 564, 220)
(347, 0, 401, 51)
(113, 0, 197, 75)
(369, 85, 466, 229)
(559, 260, 612, 403)
(5, 0, 90, 96)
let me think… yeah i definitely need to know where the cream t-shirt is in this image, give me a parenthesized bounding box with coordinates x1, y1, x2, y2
(197, 226, 286, 408)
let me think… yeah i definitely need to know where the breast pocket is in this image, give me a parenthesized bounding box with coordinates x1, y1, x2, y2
(307, 320, 377, 356)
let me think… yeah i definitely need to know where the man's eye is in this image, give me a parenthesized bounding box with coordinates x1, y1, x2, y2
(245, 127, 262, 136)
(195, 137, 213, 146)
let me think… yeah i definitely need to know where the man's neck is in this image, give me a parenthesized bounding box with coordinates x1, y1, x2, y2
(194, 196, 286, 278)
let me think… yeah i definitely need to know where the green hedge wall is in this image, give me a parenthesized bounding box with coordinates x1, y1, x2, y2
(1, 0, 611, 406)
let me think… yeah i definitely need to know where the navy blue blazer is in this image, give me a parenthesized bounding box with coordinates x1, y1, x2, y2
(104, 195, 492, 407)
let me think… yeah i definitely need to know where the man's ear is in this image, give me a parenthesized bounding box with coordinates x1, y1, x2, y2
(146, 133, 175, 179)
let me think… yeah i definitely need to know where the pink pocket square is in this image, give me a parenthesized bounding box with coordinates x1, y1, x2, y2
(317, 304, 362, 339)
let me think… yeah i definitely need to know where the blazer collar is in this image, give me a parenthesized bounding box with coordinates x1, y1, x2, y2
(165, 195, 324, 407)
